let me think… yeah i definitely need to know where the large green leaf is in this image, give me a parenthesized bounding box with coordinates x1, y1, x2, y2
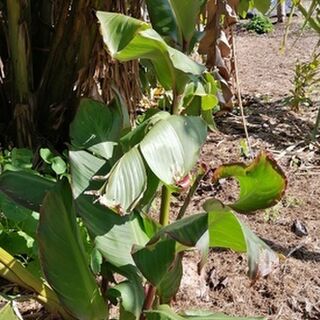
(146, 0, 204, 48)
(120, 111, 170, 152)
(150, 213, 208, 247)
(132, 239, 175, 285)
(96, 12, 204, 93)
(95, 212, 150, 268)
(205, 200, 278, 280)
(146, 305, 265, 320)
(99, 147, 147, 214)
(69, 149, 106, 199)
(38, 180, 107, 320)
(140, 116, 207, 185)
(0, 303, 20, 320)
(157, 253, 183, 303)
(212, 152, 287, 213)
(132, 229, 184, 302)
(70, 98, 121, 160)
(145, 0, 180, 44)
(108, 278, 144, 320)
(0, 171, 55, 212)
(166, 0, 203, 44)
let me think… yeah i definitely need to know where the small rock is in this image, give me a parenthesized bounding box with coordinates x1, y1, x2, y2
(291, 219, 308, 237)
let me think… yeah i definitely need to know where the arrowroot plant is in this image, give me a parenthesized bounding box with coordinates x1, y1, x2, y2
(0, 3, 286, 320)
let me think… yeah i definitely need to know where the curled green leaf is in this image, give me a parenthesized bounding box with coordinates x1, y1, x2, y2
(212, 152, 287, 214)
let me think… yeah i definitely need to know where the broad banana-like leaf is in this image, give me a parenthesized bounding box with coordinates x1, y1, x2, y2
(205, 199, 278, 280)
(132, 239, 176, 284)
(0, 170, 55, 212)
(120, 111, 170, 152)
(146, 0, 204, 48)
(99, 147, 147, 214)
(70, 98, 121, 160)
(136, 167, 160, 211)
(145, 0, 180, 44)
(76, 195, 150, 268)
(212, 152, 287, 213)
(149, 213, 208, 246)
(156, 253, 183, 303)
(99, 115, 206, 212)
(146, 199, 277, 280)
(96, 12, 204, 93)
(0, 248, 65, 316)
(69, 149, 106, 199)
(0, 303, 20, 320)
(135, 214, 207, 301)
(164, 0, 204, 44)
(95, 212, 150, 268)
(38, 180, 107, 320)
(140, 116, 207, 185)
(108, 278, 144, 320)
(145, 305, 265, 319)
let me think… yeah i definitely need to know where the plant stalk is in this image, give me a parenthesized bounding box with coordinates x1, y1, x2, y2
(172, 89, 181, 115)
(159, 185, 172, 226)
(177, 169, 206, 220)
(6, 0, 34, 148)
(141, 185, 172, 318)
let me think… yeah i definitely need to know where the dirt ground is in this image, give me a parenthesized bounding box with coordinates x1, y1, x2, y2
(174, 16, 320, 320)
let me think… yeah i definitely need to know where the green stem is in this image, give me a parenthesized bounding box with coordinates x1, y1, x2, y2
(141, 186, 171, 318)
(176, 169, 206, 221)
(172, 89, 181, 115)
(159, 185, 172, 226)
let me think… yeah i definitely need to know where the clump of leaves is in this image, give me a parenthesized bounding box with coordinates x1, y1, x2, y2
(0, 6, 288, 320)
(245, 14, 274, 34)
(287, 52, 320, 112)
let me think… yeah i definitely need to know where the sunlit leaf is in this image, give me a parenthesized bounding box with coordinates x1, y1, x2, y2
(0, 303, 20, 320)
(99, 147, 147, 214)
(95, 212, 150, 268)
(205, 199, 278, 280)
(166, 0, 204, 45)
(97, 12, 204, 93)
(212, 152, 287, 213)
(145, 0, 180, 44)
(69, 149, 106, 199)
(150, 213, 208, 247)
(0, 248, 63, 316)
(140, 116, 207, 185)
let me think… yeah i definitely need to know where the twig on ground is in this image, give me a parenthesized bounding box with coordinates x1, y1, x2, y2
(231, 26, 253, 159)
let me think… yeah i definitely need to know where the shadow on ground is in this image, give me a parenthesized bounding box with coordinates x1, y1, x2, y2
(215, 95, 319, 150)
